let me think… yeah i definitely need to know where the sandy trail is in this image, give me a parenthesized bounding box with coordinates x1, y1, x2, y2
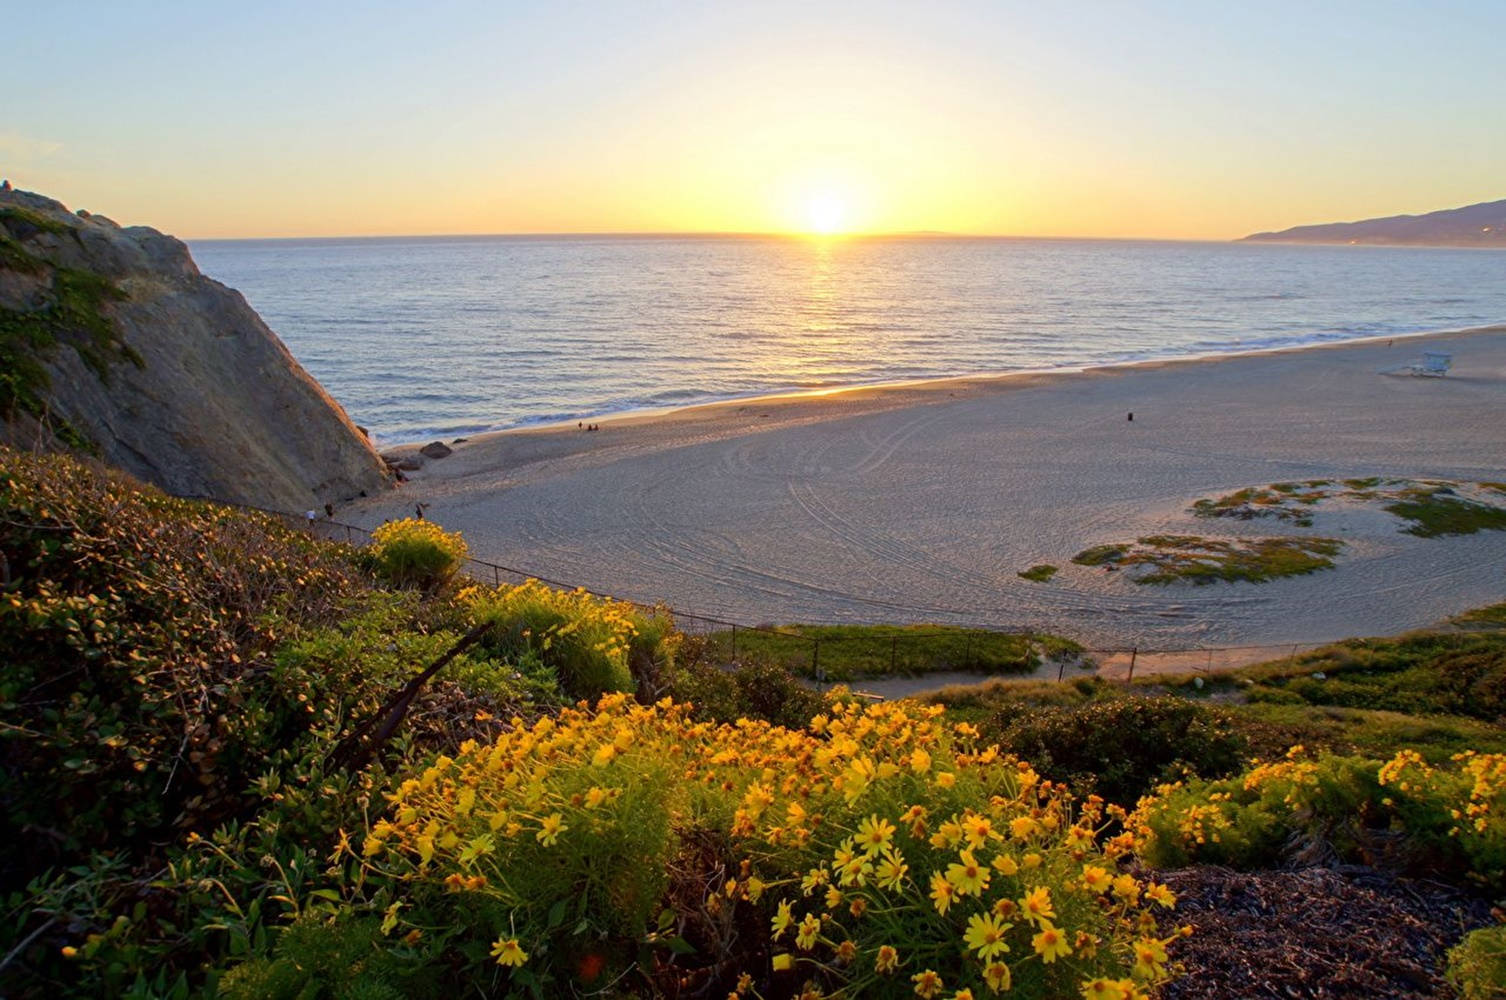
(346, 326, 1506, 650)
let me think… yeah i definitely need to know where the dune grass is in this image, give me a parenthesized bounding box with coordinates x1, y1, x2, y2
(702, 622, 1077, 681)
(1017, 563, 1059, 582)
(1070, 534, 1342, 584)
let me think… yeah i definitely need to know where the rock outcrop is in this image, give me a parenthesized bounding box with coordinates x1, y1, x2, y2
(0, 188, 391, 510)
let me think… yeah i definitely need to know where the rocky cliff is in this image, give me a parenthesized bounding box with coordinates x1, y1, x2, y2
(0, 187, 391, 510)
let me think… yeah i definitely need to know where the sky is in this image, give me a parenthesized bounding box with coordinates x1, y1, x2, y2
(3, 0, 1503, 240)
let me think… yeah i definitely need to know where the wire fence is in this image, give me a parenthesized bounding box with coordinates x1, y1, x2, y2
(223, 500, 1492, 693)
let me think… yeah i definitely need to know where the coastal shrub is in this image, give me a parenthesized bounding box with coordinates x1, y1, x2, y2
(992, 697, 1248, 806)
(369, 517, 468, 591)
(1130, 749, 1506, 886)
(334, 695, 1183, 999)
(659, 649, 829, 728)
(1237, 632, 1506, 722)
(465, 580, 676, 698)
(1448, 925, 1506, 1000)
(0, 447, 369, 879)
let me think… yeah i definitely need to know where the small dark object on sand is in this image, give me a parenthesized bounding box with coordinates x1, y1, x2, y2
(1128, 412, 1134, 421)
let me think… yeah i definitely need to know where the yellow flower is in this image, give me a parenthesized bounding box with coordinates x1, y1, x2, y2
(876, 943, 901, 973)
(911, 969, 945, 999)
(1020, 886, 1055, 926)
(983, 961, 1012, 994)
(935, 772, 956, 789)
(876, 848, 909, 890)
(796, 913, 822, 951)
(771, 899, 794, 939)
(1009, 815, 1039, 841)
(536, 812, 567, 846)
(1132, 937, 1168, 979)
(490, 937, 528, 967)
(930, 819, 964, 849)
(857, 814, 896, 855)
(991, 853, 1019, 876)
(945, 849, 990, 896)
(835, 939, 858, 964)
(1032, 924, 1072, 964)
(963, 912, 1013, 960)
(584, 786, 609, 809)
(1112, 873, 1141, 905)
(953, 990, 975, 1000)
(1081, 865, 1112, 893)
(772, 952, 794, 972)
(1080, 978, 1120, 999)
(1144, 882, 1177, 908)
(929, 872, 956, 916)
(909, 748, 932, 773)
(962, 814, 996, 848)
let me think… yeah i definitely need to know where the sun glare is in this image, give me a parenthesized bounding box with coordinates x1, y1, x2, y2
(804, 192, 849, 236)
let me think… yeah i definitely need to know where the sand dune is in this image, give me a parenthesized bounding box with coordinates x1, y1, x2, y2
(346, 327, 1506, 649)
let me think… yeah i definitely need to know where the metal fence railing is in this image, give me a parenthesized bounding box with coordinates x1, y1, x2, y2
(215, 500, 1495, 693)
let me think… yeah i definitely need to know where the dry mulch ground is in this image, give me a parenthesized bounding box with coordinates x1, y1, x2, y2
(1156, 865, 1493, 1000)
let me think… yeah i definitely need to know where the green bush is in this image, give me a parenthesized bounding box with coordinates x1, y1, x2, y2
(660, 646, 827, 728)
(1449, 924, 1506, 1000)
(992, 697, 1248, 806)
(1131, 749, 1506, 885)
(466, 580, 676, 699)
(369, 518, 467, 591)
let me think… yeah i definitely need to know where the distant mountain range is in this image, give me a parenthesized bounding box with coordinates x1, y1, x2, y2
(1242, 198, 1506, 247)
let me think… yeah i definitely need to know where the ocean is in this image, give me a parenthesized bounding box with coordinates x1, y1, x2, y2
(188, 235, 1506, 446)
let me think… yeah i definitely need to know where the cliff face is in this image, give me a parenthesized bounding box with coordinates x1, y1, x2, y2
(1242, 198, 1506, 247)
(0, 187, 391, 510)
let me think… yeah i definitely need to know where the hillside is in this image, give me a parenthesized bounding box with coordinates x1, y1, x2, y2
(1, 447, 1502, 999)
(1242, 198, 1506, 247)
(0, 187, 391, 509)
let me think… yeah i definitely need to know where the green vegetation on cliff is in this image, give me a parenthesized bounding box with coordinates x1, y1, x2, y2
(0, 208, 143, 448)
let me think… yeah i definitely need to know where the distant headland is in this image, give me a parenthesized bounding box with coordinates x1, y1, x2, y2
(1242, 198, 1506, 247)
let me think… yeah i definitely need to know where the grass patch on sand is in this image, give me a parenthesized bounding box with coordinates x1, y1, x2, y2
(1385, 484, 1506, 537)
(1070, 543, 1130, 566)
(1192, 478, 1506, 537)
(702, 622, 1081, 681)
(1071, 534, 1342, 585)
(1017, 563, 1059, 582)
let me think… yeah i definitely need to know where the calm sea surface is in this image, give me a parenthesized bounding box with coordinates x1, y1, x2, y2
(189, 236, 1506, 446)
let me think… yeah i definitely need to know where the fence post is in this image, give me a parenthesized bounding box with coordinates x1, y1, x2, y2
(1127, 647, 1137, 683)
(345, 524, 352, 544)
(813, 639, 823, 685)
(731, 624, 738, 659)
(1057, 656, 1066, 682)
(1288, 644, 1298, 668)
(1206, 649, 1213, 673)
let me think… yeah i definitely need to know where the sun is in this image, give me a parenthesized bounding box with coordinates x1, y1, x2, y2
(803, 192, 849, 236)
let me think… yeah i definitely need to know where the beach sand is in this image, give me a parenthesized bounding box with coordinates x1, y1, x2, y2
(346, 326, 1506, 651)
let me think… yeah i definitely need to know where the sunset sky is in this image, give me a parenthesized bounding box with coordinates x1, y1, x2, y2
(4, 0, 1503, 240)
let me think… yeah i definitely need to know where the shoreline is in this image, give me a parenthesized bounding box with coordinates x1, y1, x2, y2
(349, 323, 1506, 651)
(374, 321, 1505, 452)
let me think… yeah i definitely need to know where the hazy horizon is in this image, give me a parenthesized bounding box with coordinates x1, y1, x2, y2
(6, 1, 1504, 241)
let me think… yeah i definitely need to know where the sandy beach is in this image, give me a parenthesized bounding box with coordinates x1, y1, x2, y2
(346, 326, 1506, 650)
